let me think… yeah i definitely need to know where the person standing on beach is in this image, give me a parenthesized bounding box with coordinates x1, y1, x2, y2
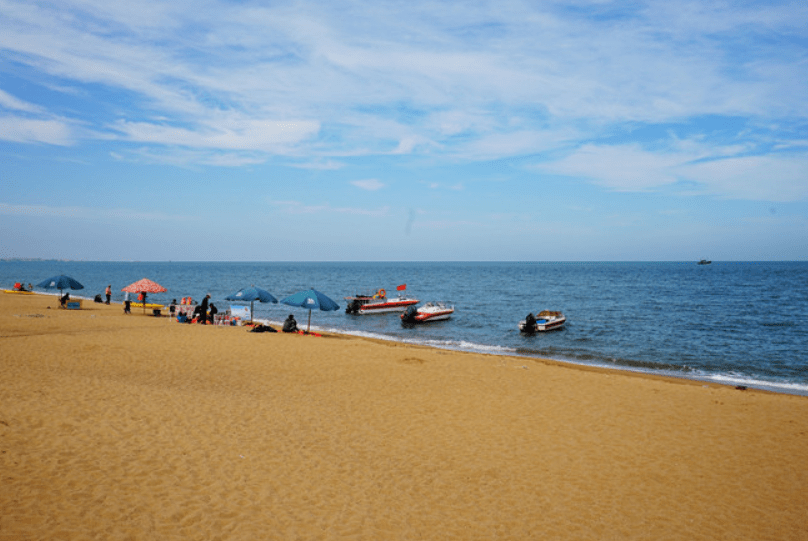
(105, 285, 111, 305)
(199, 294, 210, 324)
(123, 291, 131, 314)
(209, 303, 218, 324)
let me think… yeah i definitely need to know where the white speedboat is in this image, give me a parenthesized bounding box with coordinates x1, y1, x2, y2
(401, 302, 454, 323)
(345, 288, 419, 315)
(519, 310, 566, 332)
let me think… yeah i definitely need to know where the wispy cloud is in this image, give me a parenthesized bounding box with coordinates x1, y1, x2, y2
(0, 116, 74, 146)
(537, 140, 808, 202)
(2, 0, 805, 169)
(350, 179, 385, 191)
(0, 89, 45, 114)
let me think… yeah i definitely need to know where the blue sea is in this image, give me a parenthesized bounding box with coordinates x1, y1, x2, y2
(3, 261, 807, 395)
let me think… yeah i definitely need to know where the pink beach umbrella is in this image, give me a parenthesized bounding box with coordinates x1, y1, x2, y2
(121, 278, 167, 313)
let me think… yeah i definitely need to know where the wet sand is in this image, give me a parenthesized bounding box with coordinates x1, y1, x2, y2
(1, 292, 807, 540)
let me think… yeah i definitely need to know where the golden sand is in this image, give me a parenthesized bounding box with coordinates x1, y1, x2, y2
(1, 293, 807, 540)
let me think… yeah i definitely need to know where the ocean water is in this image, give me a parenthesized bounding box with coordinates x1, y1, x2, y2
(3, 261, 807, 395)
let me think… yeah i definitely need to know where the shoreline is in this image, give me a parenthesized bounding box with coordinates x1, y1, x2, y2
(17, 289, 808, 397)
(3, 292, 808, 539)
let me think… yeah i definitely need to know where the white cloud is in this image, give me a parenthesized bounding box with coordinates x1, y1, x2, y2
(541, 144, 682, 191)
(682, 155, 808, 202)
(539, 142, 808, 202)
(0, 0, 806, 198)
(0, 116, 74, 146)
(0, 89, 45, 114)
(111, 117, 320, 152)
(350, 179, 385, 191)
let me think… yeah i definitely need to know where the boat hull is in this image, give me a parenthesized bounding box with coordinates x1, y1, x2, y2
(519, 313, 566, 332)
(345, 295, 418, 314)
(413, 310, 453, 322)
(3, 289, 34, 295)
(401, 303, 454, 323)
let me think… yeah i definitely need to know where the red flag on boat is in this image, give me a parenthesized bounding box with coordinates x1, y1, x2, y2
(397, 284, 406, 291)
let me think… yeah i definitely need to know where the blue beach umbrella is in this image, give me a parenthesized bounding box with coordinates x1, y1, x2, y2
(37, 275, 84, 296)
(281, 288, 339, 333)
(224, 286, 278, 325)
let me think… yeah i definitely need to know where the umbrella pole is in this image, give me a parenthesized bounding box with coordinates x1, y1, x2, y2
(251, 301, 255, 325)
(307, 309, 312, 334)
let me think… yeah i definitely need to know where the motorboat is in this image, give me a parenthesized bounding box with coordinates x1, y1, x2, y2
(401, 302, 454, 323)
(519, 310, 566, 332)
(697, 259, 712, 265)
(345, 288, 419, 315)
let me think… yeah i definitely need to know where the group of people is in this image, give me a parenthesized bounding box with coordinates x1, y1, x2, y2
(12, 282, 33, 292)
(114, 287, 302, 330)
(166, 294, 218, 324)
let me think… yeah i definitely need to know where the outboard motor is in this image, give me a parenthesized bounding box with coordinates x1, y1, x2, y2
(521, 313, 537, 333)
(401, 305, 418, 324)
(346, 299, 362, 314)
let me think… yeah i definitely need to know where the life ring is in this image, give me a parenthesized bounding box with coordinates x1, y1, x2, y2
(378, 288, 386, 298)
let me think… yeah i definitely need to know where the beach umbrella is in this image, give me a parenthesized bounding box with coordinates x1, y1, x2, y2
(122, 278, 167, 313)
(36, 275, 84, 297)
(224, 286, 278, 325)
(281, 288, 339, 333)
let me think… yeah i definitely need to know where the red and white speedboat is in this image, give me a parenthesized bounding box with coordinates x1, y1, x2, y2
(345, 288, 419, 315)
(401, 302, 454, 323)
(519, 310, 566, 332)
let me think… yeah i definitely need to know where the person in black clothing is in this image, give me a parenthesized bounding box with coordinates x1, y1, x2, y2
(208, 303, 218, 324)
(282, 314, 299, 333)
(60, 293, 69, 308)
(198, 294, 210, 324)
(523, 312, 536, 333)
(169, 299, 177, 317)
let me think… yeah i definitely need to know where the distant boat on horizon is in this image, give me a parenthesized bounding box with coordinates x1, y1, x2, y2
(697, 259, 712, 265)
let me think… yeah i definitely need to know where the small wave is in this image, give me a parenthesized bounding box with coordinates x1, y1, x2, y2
(707, 374, 808, 395)
(413, 338, 516, 354)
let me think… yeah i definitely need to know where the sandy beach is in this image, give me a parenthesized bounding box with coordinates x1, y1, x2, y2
(1, 292, 806, 540)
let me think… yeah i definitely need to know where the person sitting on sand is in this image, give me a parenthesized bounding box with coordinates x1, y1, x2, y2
(60, 293, 70, 308)
(282, 314, 299, 333)
(209, 303, 218, 324)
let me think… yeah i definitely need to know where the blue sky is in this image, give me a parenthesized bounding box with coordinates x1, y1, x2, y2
(1, 0, 806, 261)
